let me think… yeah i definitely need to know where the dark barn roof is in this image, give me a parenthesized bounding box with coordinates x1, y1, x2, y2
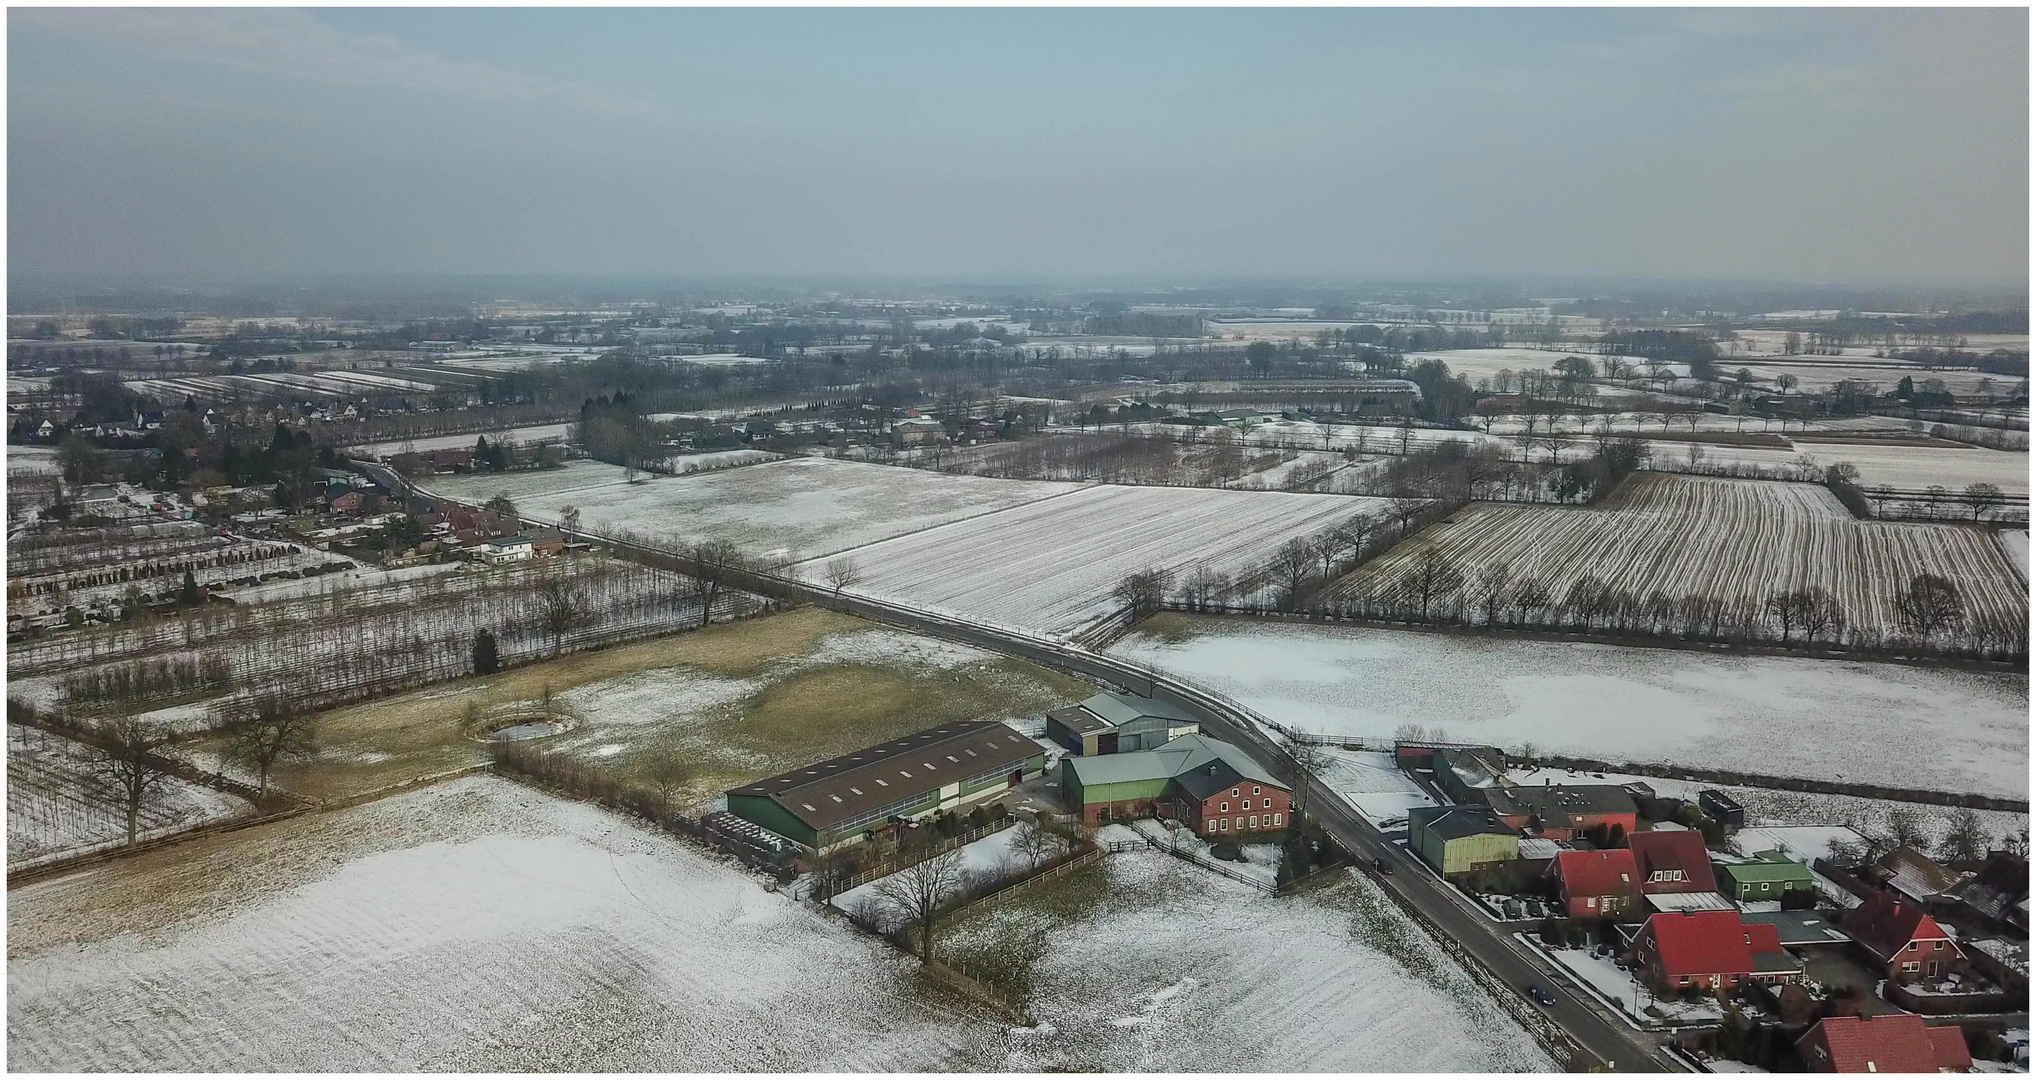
(726, 720, 1038, 833)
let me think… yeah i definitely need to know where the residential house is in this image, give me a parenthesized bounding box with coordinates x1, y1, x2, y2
(1408, 805, 1520, 878)
(1632, 910, 1802, 994)
(725, 720, 1046, 853)
(889, 416, 948, 448)
(1629, 830, 1733, 912)
(1044, 691, 1201, 756)
(1482, 784, 1637, 842)
(1060, 734, 1290, 838)
(1842, 892, 1968, 984)
(1796, 1012, 1972, 1073)
(523, 527, 568, 558)
(480, 536, 535, 565)
(1716, 851, 1818, 903)
(1556, 848, 1642, 920)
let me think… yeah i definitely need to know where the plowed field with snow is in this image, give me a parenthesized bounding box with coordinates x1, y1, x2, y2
(1334, 473, 2025, 644)
(795, 484, 1391, 636)
(420, 457, 1083, 565)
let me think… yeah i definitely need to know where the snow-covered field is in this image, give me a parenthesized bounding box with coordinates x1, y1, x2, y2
(6, 724, 250, 870)
(1112, 617, 2028, 798)
(5, 777, 999, 1071)
(349, 423, 574, 458)
(6, 444, 60, 475)
(1667, 441, 2029, 495)
(420, 457, 1085, 565)
(795, 484, 1391, 636)
(1335, 473, 2027, 647)
(2002, 530, 2029, 582)
(937, 844, 1555, 1070)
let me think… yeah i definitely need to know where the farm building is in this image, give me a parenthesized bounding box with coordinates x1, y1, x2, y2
(1872, 846, 1975, 906)
(1556, 848, 1641, 921)
(1043, 691, 1201, 756)
(1699, 789, 1745, 829)
(1407, 805, 1519, 878)
(1059, 734, 1289, 837)
(1715, 851, 1817, 902)
(1632, 910, 1802, 995)
(1842, 893, 1969, 984)
(1795, 1012, 1973, 1073)
(889, 416, 948, 447)
(1481, 784, 1637, 842)
(724, 720, 1046, 853)
(1431, 746, 1508, 804)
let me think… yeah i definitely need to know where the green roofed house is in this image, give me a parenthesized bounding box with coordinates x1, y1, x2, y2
(1044, 691, 1202, 756)
(1408, 804, 1521, 877)
(724, 720, 1045, 854)
(1061, 734, 1292, 838)
(1715, 850, 1818, 902)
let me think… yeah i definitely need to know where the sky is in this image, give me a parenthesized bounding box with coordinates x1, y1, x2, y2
(7, 7, 2029, 288)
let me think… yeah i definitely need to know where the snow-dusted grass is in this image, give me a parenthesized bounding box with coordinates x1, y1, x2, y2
(936, 847, 1554, 1070)
(5, 445, 60, 475)
(1113, 615, 2028, 798)
(5, 777, 1002, 1071)
(6, 724, 250, 870)
(833, 824, 1028, 927)
(421, 457, 1084, 566)
(795, 484, 1391, 636)
(1334, 473, 2027, 647)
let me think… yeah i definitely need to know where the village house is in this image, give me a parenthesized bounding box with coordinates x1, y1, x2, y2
(1555, 848, 1642, 920)
(1874, 846, 1977, 907)
(1632, 909, 1802, 994)
(1059, 734, 1289, 837)
(1629, 829, 1733, 913)
(1795, 1012, 1972, 1073)
(1715, 850, 1818, 903)
(1843, 892, 1969, 984)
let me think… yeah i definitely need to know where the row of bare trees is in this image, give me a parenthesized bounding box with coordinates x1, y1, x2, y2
(1304, 553, 2022, 660)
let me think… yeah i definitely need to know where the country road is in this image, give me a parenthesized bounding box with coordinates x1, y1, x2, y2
(371, 459, 1686, 1071)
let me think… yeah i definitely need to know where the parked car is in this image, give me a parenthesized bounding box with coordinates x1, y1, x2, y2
(1526, 984, 1557, 1007)
(1378, 816, 1407, 829)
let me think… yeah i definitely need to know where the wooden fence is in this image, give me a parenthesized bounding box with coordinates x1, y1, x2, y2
(937, 847, 1102, 926)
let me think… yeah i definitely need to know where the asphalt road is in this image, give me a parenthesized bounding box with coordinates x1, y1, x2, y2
(374, 461, 1683, 1072)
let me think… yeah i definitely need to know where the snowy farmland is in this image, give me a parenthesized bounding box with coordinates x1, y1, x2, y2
(936, 843, 1554, 1071)
(7, 724, 251, 870)
(349, 422, 575, 458)
(419, 457, 1085, 565)
(794, 484, 1393, 636)
(1333, 473, 2026, 648)
(1111, 616, 2028, 799)
(5, 777, 996, 1071)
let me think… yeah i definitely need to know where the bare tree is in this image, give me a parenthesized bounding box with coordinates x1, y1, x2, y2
(870, 846, 971, 962)
(1398, 548, 1464, 621)
(89, 717, 178, 847)
(1961, 482, 2005, 522)
(1112, 567, 1176, 620)
(1393, 722, 1428, 743)
(1013, 818, 1068, 870)
(1472, 562, 1513, 625)
(534, 568, 593, 655)
(1269, 537, 1318, 611)
(1937, 807, 1989, 864)
(1182, 563, 1231, 611)
(1510, 576, 1551, 625)
(644, 754, 690, 813)
(226, 694, 317, 794)
(1284, 733, 1330, 820)
(1895, 573, 1964, 646)
(687, 539, 745, 627)
(1884, 806, 1931, 854)
(557, 504, 582, 534)
(824, 555, 862, 597)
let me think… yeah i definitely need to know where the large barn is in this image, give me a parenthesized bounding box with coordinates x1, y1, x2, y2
(724, 720, 1046, 853)
(1060, 733, 1290, 838)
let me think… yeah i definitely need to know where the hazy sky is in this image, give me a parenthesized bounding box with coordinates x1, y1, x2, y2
(8, 7, 2028, 287)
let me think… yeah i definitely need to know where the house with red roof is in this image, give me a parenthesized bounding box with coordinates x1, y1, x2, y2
(1842, 892, 1968, 984)
(1556, 848, 1641, 920)
(1633, 909, 1802, 994)
(1796, 1012, 1972, 1073)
